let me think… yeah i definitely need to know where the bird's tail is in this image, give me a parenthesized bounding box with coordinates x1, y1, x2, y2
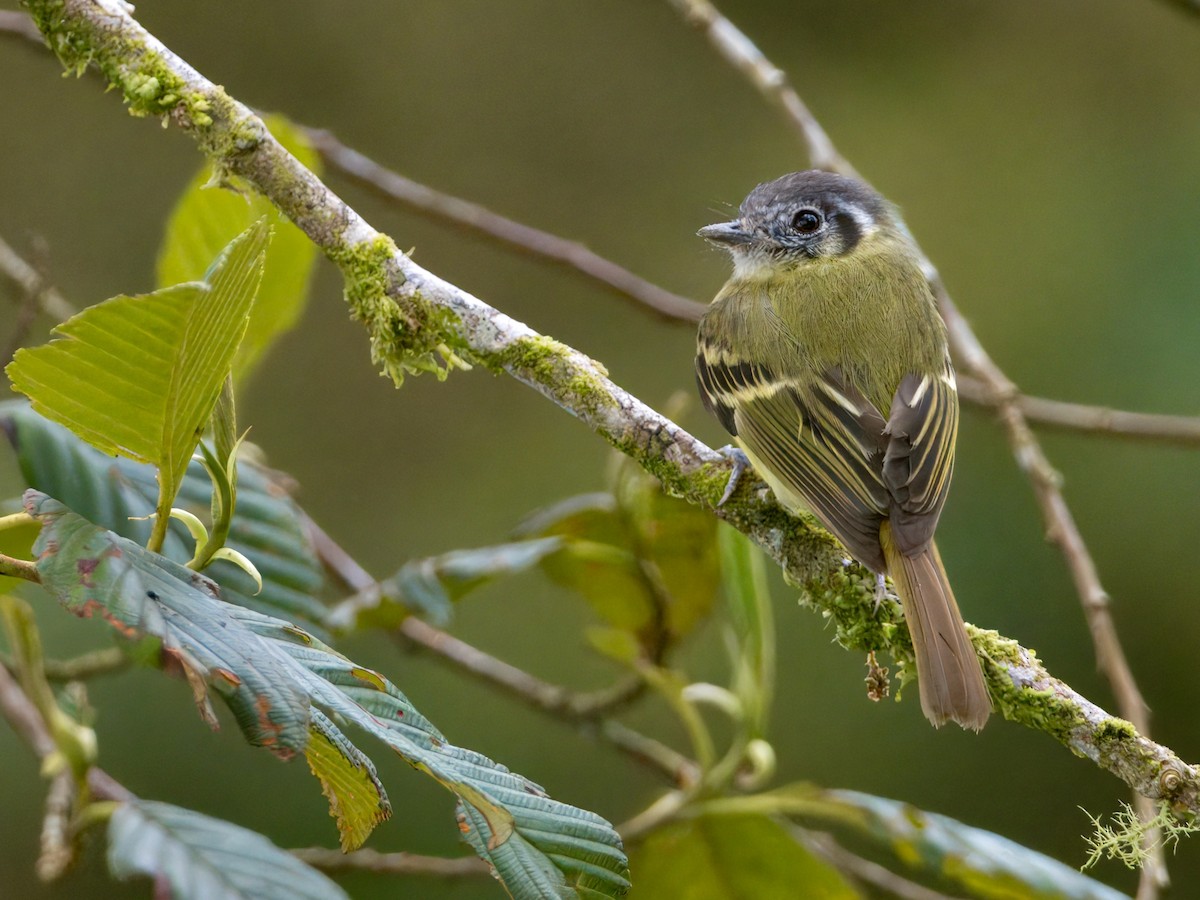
(881, 528, 990, 731)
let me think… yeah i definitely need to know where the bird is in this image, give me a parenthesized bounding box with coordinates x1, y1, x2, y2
(694, 170, 990, 730)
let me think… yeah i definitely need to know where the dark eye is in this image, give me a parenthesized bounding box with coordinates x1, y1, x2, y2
(791, 209, 822, 234)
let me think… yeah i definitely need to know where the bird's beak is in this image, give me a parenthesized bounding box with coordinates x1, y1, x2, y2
(698, 220, 753, 246)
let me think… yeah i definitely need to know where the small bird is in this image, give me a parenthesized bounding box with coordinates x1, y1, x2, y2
(695, 170, 990, 730)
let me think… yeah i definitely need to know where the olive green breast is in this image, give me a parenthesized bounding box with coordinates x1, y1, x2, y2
(700, 236, 946, 414)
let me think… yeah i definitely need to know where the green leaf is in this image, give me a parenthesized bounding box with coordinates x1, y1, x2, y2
(245, 613, 631, 898)
(517, 494, 659, 640)
(631, 814, 855, 899)
(28, 493, 630, 896)
(108, 799, 347, 900)
(518, 475, 720, 649)
(157, 114, 320, 382)
(29, 491, 311, 755)
(7, 220, 269, 550)
(820, 789, 1130, 900)
(305, 709, 392, 851)
(614, 461, 720, 638)
(3, 401, 329, 634)
(729, 784, 1130, 900)
(718, 525, 774, 736)
(342, 536, 565, 630)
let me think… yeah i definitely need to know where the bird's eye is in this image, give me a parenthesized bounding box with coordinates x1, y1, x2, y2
(791, 209, 823, 234)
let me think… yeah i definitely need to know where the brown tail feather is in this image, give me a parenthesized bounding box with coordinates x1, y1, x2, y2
(882, 531, 990, 731)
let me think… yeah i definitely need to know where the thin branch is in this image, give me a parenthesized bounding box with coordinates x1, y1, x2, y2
(396, 616, 647, 720)
(301, 510, 375, 593)
(307, 129, 707, 323)
(44, 647, 130, 681)
(597, 719, 700, 788)
(945, 298, 1165, 895)
(0, 233, 75, 322)
(666, 0, 852, 175)
(958, 375, 1200, 446)
(666, 0, 1167, 891)
(20, 0, 1200, 823)
(291, 846, 489, 878)
(0, 653, 57, 760)
(0, 657, 133, 804)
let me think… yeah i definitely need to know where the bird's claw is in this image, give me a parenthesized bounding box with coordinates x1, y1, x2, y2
(717, 445, 752, 507)
(873, 573, 891, 613)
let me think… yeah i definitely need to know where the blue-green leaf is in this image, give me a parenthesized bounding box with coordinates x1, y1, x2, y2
(108, 799, 347, 900)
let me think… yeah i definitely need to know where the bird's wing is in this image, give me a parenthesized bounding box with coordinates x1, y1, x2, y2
(881, 364, 959, 556)
(697, 349, 891, 571)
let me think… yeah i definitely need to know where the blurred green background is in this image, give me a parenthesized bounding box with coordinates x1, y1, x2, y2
(3, 1, 1200, 896)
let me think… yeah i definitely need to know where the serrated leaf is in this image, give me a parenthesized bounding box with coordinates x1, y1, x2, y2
(29, 492, 311, 755)
(7, 221, 269, 548)
(28, 493, 629, 896)
(631, 814, 855, 899)
(157, 114, 320, 382)
(108, 799, 347, 900)
(238, 613, 631, 898)
(3, 402, 329, 634)
(306, 709, 391, 851)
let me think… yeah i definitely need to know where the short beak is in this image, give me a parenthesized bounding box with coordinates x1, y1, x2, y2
(697, 220, 753, 247)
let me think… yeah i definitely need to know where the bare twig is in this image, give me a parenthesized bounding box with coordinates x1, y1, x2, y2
(44, 647, 129, 681)
(666, 0, 852, 175)
(307, 129, 707, 323)
(0, 233, 75, 321)
(667, 0, 1168, 891)
(598, 719, 700, 788)
(944, 298, 1165, 896)
(0, 658, 132, 807)
(396, 616, 647, 720)
(19, 0, 1200, 825)
(299, 510, 374, 593)
(0, 654, 57, 760)
(958, 375, 1200, 446)
(291, 846, 489, 878)
(0, 647, 130, 682)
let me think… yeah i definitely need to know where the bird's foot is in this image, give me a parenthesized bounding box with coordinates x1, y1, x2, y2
(717, 445, 752, 507)
(873, 573, 892, 613)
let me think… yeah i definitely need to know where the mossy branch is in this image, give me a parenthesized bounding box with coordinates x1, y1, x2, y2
(21, 0, 1200, 816)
